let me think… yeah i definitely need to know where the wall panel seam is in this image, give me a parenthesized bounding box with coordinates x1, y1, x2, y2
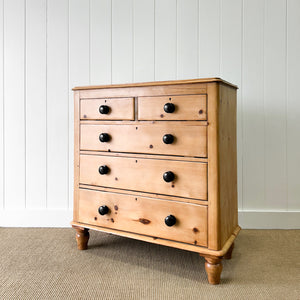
(67, 0, 70, 209)
(89, 0, 91, 85)
(45, 0, 48, 209)
(132, 0, 134, 82)
(285, 0, 289, 210)
(24, 0, 27, 209)
(197, 0, 199, 77)
(1, 0, 4, 209)
(241, 0, 244, 210)
(263, 0, 266, 208)
(175, 0, 178, 79)
(198, 0, 200, 76)
(219, 0, 222, 76)
(110, 0, 112, 84)
(153, 0, 155, 81)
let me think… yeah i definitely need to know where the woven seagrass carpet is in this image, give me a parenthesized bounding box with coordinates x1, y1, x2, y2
(0, 228, 299, 299)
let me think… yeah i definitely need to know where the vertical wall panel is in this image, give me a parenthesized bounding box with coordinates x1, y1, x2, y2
(242, 0, 265, 210)
(198, 0, 220, 77)
(0, 0, 300, 227)
(90, 0, 112, 85)
(133, 0, 154, 82)
(221, 0, 243, 209)
(177, 0, 198, 79)
(69, 0, 90, 208)
(221, 0, 242, 83)
(0, 0, 3, 209)
(287, 0, 300, 210)
(155, 0, 177, 80)
(25, 0, 47, 209)
(264, 0, 287, 209)
(112, 0, 133, 83)
(47, 0, 69, 209)
(3, 0, 25, 209)
(70, 0, 90, 86)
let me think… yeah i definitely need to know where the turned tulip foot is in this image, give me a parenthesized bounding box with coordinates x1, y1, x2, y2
(75, 227, 90, 250)
(224, 242, 234, 260)
(204, 256, 223, 285)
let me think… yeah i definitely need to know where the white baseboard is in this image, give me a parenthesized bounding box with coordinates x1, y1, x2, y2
(238, 211, 300, 229)
(0, 209, 73, 227)
(0, 209, 299, 229)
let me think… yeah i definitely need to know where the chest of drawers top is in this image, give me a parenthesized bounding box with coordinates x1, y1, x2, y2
(72, 78, 240, 285)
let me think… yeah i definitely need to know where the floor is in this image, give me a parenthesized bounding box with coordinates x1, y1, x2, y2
(0, 228, 299, 299)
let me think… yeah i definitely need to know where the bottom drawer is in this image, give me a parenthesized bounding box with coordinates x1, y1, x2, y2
(78, 189, 208, 247)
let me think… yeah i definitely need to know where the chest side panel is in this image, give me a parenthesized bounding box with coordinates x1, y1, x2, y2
(218, 84, 238, 247)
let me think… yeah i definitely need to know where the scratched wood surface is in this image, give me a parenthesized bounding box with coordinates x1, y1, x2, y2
(78, 188, 208, 246)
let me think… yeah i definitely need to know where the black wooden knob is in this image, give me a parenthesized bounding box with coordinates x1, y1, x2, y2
(163, 171, 175, 182)
(164, 103, 175, 113)
(165, 215, 176, 226)
(99, 133, 110, 142)
(99, 105, 110, 114)
(98, 205, 109, 215)
(98, 165, 109, 175)
(163, 134, 174, 144)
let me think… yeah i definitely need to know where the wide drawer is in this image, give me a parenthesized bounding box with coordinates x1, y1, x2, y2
(80, 98, 134, 120)
(78, 188, 208, 246)
(80, 154, 207, 200)
(138, 95, 207, 120)
(80, 124, 207, 157)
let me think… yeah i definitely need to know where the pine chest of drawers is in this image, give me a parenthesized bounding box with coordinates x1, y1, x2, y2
(71, 78, 240, 285)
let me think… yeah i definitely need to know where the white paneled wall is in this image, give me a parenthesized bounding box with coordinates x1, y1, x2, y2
(0, 0, 299, 228)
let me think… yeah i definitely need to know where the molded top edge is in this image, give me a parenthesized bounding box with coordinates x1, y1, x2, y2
(72, 78, 238, 91)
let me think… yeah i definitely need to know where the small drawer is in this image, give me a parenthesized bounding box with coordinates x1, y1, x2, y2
(78, 189, 208, 246)
(80, 154, 207, 200)
(80, 124, 207, 157)
(80, 98, 134, 120)
(138, 95, 206, 120)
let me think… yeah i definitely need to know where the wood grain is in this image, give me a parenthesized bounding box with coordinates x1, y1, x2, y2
(73, 78, 238, 90)
(207, 83, 221, 250)
(79, 83, 207, 99)
(138, 94, 207, 120)
(80, 120, 208, 126)
(73, 78, 240, 285)
(204, 256, 223, 285)
(80, 154, 207, 200)
(73, 91, 80, 221)
(79, 184, 208, 206)
(80, 123, 207, 157)
(207, 82, 238, 250)
(73, 226, 89, 250)
(78, 188, 207, 246)
(223, 242, 234, 260)
(81, 98, 134, 120)
(71, 221, 240, 257)
(218, 83, 238, 248)
(79, 150, 208, 163)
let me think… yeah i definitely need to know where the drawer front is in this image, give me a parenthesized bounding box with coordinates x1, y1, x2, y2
(78, 189, 208, 246)
(138, 95, 207, 120)
(81, 98, 134, 120)
(81, 124, 207, 157)
(80, 155, 207, 200)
